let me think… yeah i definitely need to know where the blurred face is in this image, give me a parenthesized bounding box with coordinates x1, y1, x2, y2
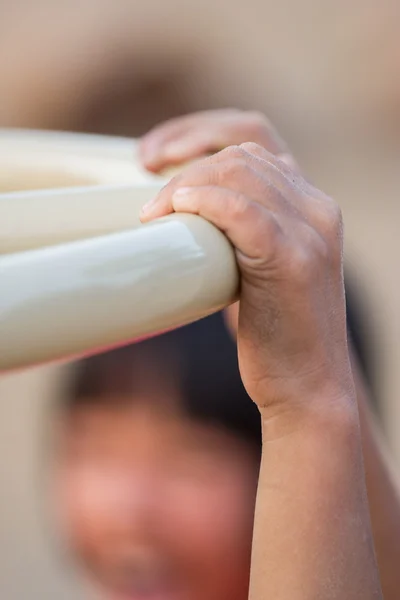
(53, 392, 259, 600)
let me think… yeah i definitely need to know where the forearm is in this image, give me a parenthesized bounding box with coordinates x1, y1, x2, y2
(249, 400, 382, 600)
(353, 355, 400, 600)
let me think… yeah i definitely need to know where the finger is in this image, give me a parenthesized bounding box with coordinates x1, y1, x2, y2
(139, 112, 219, 170)
(157, 157, 210, 179)
(139, 110, 294, 172)
(141, 143, 307, 223)
(170, 185, 283, 261)
(140, 148, 296, 221)
(238, 143, 335, 230)
(239, 142, 302, 181)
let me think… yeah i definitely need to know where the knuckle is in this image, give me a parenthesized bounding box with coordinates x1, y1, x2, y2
(315, 234, 343, 275)
(305, 186, 343, 239)
(219, 144, 248, 161)
(239, 141, 265, 155)
(288, 244, 315, 284)
(171, 160, 216, 187)
(286, 226, 334, 284)
(225, 192, 251, 220)
(301, 224, 342, 278)
(319, 199, 343, 241)
(313, 235, 331, 264)
(251, 211, 281, 256)
(225, 194, 267, 231)
(330, 202, 344, 235)
(216, 155, 252, 184)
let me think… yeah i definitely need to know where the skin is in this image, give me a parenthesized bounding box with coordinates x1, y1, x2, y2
(139, 109, 299, 175)
(140, 109, 400, 600)
(55, 395, 259, 600)
(53, 110, 400, 600)
(139, 110, 383, 598)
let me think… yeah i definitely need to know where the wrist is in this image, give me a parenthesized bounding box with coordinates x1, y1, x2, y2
(258, 386, 360, 444)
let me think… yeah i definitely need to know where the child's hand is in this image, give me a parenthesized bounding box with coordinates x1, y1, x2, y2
(140, 143, 352, 430)
(140, 117, 383, 600)
(139, 109, 298, 174)
(140, 109, 300, 338)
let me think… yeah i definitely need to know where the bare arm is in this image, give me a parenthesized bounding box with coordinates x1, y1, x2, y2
(140, 108, 400, 598)
(141, 137, 383, 598)
(251, 401, 381, 599)
(353, 355, 400, 600)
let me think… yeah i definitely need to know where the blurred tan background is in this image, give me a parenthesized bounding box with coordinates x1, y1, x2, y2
(1, 0, 400, 598)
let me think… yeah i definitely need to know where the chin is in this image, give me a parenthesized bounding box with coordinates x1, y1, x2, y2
(106, 591, 185, 600)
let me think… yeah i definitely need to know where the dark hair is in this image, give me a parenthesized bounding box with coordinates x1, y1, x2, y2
(61, 281, 375, 450)
(63, 311, 262, 445)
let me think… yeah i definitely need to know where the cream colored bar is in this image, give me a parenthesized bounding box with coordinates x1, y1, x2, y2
(0, 215, 238, 371)
(0, 129, 239, 371)
(0, 129, 166, 252)
(0, 183, 165, 253)
(0, 128, 160, 184)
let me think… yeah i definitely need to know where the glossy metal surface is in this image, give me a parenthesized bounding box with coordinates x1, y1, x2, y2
(0, 184, 162, 253)
(0, 130, 239, 371)
(0, 128, 159, 188)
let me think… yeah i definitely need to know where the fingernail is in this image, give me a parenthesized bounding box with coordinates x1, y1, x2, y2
(141, 196, 158, 214)
(172, 187, 197, 209)
(164, 140, 191, 157)
(141, 151, 160, 169)
(139, 138, 160, 163)
(173, 187, 196, 202)
(173, 187, 193, 196)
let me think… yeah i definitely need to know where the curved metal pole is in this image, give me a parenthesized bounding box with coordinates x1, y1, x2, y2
(0, 184, 163, 253)
(0, 130, 239, 372)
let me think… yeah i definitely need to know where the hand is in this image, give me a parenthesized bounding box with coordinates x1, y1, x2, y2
(140, 143, 353, 427)
(139, 109, 300, 338)
(139, 108, 298, 174)
(141, 120, 383, 599)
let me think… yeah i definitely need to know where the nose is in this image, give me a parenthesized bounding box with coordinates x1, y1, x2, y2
(85, 465, 163, 541)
